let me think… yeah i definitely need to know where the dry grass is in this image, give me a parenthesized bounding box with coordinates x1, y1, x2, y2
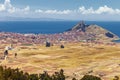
(0, 43, 120, 80)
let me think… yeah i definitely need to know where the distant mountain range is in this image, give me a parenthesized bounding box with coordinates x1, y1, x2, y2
(0, 17, 66, 21)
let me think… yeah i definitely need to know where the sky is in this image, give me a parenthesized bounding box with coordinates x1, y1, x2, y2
(0, 0, 120, 21)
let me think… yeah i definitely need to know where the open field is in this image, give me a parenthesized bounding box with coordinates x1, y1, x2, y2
(0, 43, 120, 80)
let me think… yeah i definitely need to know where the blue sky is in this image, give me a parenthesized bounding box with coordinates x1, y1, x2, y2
(0, 0, 120, 21)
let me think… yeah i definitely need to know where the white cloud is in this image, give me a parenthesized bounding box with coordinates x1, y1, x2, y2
(79, 5, 120, 15)
(4, 0, 12, 8)
(35, 9, 43, 13)
(0, 4, 5, 11)
(35, 5, 120, 15)
(23, 6, 30, 11)
(35, 9, 72, 14)
(4, 0, 15, 13)
(0, 0, 120, 20)
(0, 0, 30, 14)
(79, 6, 94, 14)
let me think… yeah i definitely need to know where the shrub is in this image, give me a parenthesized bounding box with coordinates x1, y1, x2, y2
(113, 76, 119, 80)
(81, 75, 101, 80)
(0, 66, 103, 80)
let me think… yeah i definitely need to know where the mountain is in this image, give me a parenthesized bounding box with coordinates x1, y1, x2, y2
(69, 21, 119, 41)
(0, 17, 65, 21)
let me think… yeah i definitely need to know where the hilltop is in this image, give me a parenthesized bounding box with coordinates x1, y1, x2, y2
(69, 21, 119, 41)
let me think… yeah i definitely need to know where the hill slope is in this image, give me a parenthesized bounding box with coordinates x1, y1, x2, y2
(69, 21, 119, 41)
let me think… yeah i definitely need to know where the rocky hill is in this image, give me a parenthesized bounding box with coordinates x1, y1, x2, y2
(69, 21, 119, 41)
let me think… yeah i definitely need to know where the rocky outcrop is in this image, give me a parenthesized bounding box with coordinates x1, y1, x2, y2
(71, 21, 88, 32)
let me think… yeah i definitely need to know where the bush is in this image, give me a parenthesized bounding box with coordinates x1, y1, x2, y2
(72, 78, 77, 80)
(0, 66, 66, 80)
(0, 66, 103, 80)
(81, 75, 101, 80)
(113, 76, 119, 80)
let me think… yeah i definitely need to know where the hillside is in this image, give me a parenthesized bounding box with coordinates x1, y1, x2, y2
(69, 21, 119, 41)
(0, 42, 120, 80)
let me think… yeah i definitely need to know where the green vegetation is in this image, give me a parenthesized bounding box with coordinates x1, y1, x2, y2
(81, 75, 101, 80)
(0, 65, 120, 80)
(113, 76, 119, 80)
(0, 66, 66, 80)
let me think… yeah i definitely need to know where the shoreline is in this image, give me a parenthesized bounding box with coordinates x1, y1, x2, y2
(112, 39, 120, 43)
